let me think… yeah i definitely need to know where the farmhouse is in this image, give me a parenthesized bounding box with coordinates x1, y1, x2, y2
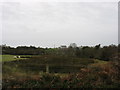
(60, 45, 67, 49)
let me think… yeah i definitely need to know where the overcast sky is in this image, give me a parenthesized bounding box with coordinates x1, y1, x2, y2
(1, 1, 118, 48)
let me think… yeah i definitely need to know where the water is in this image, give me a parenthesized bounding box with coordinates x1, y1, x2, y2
(23, 64, 83, 73)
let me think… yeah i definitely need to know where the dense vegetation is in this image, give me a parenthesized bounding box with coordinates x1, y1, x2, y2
(1, 44, 119, 61)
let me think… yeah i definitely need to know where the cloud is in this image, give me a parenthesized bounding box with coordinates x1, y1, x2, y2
(1, 2, 118, 47)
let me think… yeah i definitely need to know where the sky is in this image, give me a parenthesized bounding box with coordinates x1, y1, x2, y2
(0, 0, 118, 48)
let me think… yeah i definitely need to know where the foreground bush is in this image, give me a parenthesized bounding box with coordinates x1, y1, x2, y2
(2, 71, 120, 88)
(2, 59, 120, 88)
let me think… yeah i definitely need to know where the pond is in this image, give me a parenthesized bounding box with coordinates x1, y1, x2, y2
(2, 56, 94, 74)
(3, 61, 85, 74)
(22, 64, 84, 73)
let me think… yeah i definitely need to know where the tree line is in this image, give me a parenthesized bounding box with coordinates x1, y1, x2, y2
(1, 44, 119, 61)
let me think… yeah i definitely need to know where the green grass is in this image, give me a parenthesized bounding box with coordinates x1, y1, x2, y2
(0, 55, 30, 62)
(93, 59, 108, 64)
(87, 59, 108, 68)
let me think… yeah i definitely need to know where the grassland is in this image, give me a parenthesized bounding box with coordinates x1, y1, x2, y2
(0, 55, 33, 62)
(0, 55, 17, 62)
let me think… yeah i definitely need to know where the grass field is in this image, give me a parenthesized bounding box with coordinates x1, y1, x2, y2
(88, 59, 108, 68)
(0, 55, 31, 62)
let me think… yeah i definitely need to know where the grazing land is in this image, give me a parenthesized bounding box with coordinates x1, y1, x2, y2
(1, 55, 23, 62)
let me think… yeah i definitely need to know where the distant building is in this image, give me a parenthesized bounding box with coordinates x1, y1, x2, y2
(60, 45, 67, 49)
(69, 43, 77, 48)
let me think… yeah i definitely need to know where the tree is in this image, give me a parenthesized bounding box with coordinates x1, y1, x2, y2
(95, 44, 101, 49)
